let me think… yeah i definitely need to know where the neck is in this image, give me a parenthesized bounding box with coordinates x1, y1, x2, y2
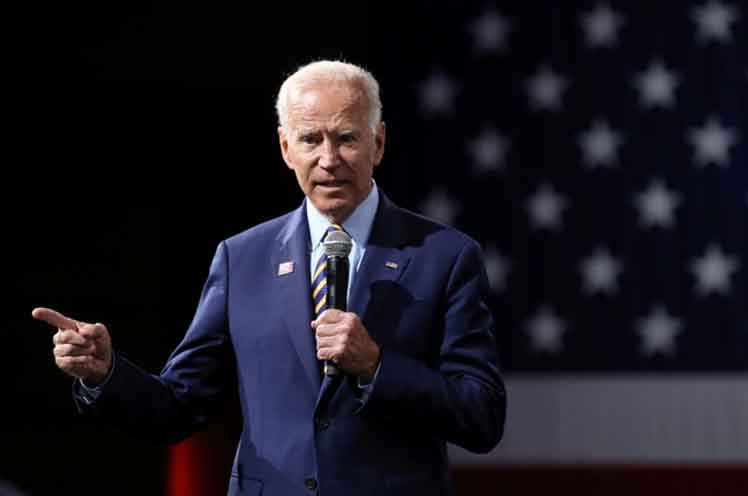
(323, 208, 351, 226)
(323, 182, 375, 225)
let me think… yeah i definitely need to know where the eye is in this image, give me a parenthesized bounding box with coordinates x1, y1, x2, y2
(338, 132, 357, 144)
(299, 133, 320, 145)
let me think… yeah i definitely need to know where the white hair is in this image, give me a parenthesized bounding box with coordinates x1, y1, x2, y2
(276, 60, 382, 134)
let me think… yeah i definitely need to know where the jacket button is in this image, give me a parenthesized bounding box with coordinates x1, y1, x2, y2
(304, 478, 318, 491)
(315, 417, 330, 431)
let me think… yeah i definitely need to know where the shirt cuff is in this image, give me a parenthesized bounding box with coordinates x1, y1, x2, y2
(77, 353, 116, 404)
(356, 360, 382, 403)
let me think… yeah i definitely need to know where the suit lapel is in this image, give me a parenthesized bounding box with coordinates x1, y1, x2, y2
(274, 204, 321, 391)
(349, 191, 411, 337)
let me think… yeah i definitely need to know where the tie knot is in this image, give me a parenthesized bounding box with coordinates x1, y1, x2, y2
(322, 224, 344, 241)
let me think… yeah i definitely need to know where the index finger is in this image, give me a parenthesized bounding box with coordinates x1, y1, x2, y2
(311, 309, 345, 327)
(31, 307, 80, 330)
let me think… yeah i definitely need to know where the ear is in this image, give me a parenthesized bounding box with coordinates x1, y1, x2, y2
(278, 126, 294, 170)
(373, 121, 386, 167)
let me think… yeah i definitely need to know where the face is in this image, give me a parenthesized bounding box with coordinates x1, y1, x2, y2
(279, 82, 385, 223)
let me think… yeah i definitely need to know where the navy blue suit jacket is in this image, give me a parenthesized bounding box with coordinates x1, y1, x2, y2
(74, 190, 506, 495)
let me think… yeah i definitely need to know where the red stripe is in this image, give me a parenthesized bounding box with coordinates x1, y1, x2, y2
(167, 402, 241, 496)
(453, 465, 748, 495)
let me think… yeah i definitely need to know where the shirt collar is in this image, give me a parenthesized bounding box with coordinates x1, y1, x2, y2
(306, 181, 379, 251)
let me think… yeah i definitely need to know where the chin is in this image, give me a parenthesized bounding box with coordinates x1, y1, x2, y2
(316, 198, 354, 221)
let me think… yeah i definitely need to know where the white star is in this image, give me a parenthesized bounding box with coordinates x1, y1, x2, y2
(484, 247, 512, 292)
(578, 119, 624, 168)
(419, 72, 458, 115)
(526, 65, 569, 112)
(470, 10, 512, 53)
(633, 178, 682, 229)
(526, 183, 568, 231)
(633, 59, 680, 109)
(421, 189, 459, 226)
(690, 1, 741, 43)
(580, 2, 625, 48)
(636, 304, 683, 356)
(526, 305, 567, 354)
(688, 116, 739, 167)
(468, 127, 510, 173)
(690, 243, 741, 296)
(579, 246, 623, 295)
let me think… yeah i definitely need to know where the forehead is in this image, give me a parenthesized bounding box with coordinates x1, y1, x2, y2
(287, 82, 368, 130)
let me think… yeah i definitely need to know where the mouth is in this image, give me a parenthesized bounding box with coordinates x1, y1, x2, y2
(316, 180, 350, 189)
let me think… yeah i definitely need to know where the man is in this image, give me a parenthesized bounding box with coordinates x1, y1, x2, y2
(33, 60, 506, 496)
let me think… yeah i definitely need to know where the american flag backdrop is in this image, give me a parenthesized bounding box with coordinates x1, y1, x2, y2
(373, 0, 748, 463)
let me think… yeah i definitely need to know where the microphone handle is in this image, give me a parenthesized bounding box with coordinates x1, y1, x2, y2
(324, 255, 349, 376)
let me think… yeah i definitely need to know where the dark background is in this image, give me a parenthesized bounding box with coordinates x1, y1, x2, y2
(5, 1, 368, 495)
(4, 1, 431, 494)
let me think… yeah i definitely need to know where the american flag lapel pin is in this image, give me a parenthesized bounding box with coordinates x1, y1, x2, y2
(385, 261, 398, 270)
(278, 261, 295, 276)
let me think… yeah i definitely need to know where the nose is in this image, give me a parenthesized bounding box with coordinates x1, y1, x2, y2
(318, 137, 341, 169)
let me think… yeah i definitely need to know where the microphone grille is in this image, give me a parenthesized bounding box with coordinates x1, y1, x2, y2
(323, 230, 353, 258)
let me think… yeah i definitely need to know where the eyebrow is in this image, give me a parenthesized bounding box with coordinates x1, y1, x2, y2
(296, 128, 359, 137)
(296, 129, 319, 136)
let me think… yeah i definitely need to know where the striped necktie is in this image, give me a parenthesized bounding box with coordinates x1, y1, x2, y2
(312, 224, 344, 317)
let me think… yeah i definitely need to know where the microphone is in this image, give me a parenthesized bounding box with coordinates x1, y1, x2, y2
(322, 229, 353, 376)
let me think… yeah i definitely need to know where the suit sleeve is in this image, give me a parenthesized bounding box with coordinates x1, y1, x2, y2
(72, 241, 235, 444)
(357, 239, 506, 454)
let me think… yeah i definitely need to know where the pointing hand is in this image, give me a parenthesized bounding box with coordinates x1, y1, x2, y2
(32, 307, 113, 386)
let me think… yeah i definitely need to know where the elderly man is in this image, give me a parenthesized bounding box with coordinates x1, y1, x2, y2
(33, 60, 506, 496)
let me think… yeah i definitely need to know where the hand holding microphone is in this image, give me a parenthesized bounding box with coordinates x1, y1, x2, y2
(312, 229, 380, 379)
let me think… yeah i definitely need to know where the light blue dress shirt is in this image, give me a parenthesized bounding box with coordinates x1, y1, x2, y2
(305, 182, 379, 302)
